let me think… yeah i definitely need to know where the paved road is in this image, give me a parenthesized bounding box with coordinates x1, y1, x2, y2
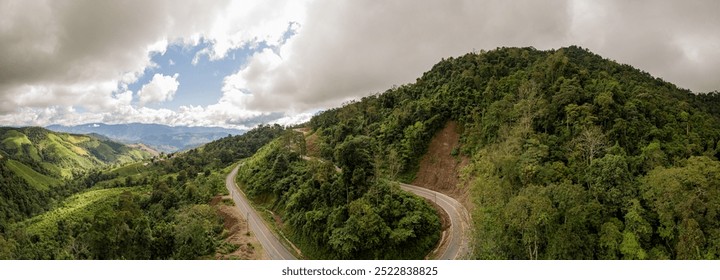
(225, 165, 297, 260)
(225, 163, 469, 260)
(400, 183, 472, 260)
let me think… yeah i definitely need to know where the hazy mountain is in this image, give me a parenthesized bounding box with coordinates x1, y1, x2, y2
(46, 123, 246, 153)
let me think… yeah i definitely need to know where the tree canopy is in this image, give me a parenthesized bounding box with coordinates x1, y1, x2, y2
(305, 46, 720, 259)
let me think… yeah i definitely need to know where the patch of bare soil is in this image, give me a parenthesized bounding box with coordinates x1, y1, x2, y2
(210, 196, 223, 205)
(412, 121, 471, 207)
(305, 131, 320, 158)
(271, 211, 284, 228)
(213, 196, 267, 260)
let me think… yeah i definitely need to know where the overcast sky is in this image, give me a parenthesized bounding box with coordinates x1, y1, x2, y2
(1, 0, 718, 129)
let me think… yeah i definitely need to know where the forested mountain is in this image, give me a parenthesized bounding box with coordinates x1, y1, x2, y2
(302, 46, 720, 259)
(47, 123, 245, 153)
(0, 125, 283, 259)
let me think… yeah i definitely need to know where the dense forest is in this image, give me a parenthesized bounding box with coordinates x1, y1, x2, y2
(305, 46, 720, 259)
(237, 131, 440, 259)
(0, 125, 284, 259)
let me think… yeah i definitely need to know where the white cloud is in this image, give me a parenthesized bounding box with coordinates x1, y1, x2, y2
(137, 73, 180, 106)
(0, 0, 313, 128)
(224, 0, 720, 115)
(196, 0, 309, 61)
(223, 0, 572, 113)
(0, 0, 223, 115)
(273, 111, 315, 127)
(1, 0, 720, 130)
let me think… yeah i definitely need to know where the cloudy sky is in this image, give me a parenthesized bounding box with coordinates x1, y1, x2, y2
(1, 0, 718, 129)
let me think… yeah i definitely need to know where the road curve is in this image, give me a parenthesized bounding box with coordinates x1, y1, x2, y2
(400, 183, 472, 260)
(226, 163, 469, 260)
(225, 165, 297, 260)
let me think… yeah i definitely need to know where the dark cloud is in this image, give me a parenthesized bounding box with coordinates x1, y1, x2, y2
(566, 0, 720, 92)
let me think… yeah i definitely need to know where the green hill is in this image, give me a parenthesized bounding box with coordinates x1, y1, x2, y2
(301, 46, 720, 259)
(0, 127, 151, 229)
(5, 159, 59, 190)
(0, 127, 149, 179)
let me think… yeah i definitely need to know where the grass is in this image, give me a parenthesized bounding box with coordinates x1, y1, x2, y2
(39, 162, 64, 178)
(39, 134, 100, 177)
(1, 128, 151, 181)
(2, 132, 30, 150)
(6, 159, 60, 190)
(46, 134, 83, 159)
(1, 130, 42, 161)
(109, 162, 148, 177)
(222, 198, 235, 206)
(66, 134, 90, 145)
(20, 187, 140, 236)
(217, 241, 241, 254)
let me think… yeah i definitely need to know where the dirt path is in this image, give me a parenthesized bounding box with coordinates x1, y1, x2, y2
(400, 183, 472, 260)
(214, 196, 267, 260)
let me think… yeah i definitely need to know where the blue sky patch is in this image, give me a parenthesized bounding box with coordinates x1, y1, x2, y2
(126, 39, 271, 110)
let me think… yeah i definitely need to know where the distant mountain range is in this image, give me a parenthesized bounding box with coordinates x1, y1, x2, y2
(46, 123, 246, 153)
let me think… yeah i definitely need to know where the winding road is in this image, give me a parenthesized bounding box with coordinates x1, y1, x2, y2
(225, 165, 471, 260)
(400, 183, 472, 260)
(225, 165, 296, 260)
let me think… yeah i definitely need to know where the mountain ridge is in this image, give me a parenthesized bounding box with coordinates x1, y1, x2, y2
(46, 122, 246, 153)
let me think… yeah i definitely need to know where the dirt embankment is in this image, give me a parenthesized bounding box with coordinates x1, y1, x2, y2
(212, 196, 267, 260)
(305, 132, 321, 158)
(412, 121, 470, 207)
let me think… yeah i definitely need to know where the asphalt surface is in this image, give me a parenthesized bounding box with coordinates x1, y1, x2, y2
(225, 164, 470, 260)
(400, 183, 472, 260)
(225, 165, 297, 260)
